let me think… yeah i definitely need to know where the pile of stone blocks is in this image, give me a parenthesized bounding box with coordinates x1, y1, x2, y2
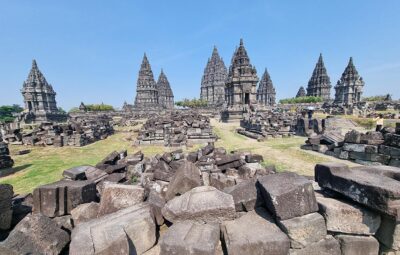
(2, 114, 114, 147)
(135, 111, 216, 146)
(237, 111, 299, 140)
(315, 162, 400, 254)
(0, 141, 13, 169)
(303, 123, 400, 167)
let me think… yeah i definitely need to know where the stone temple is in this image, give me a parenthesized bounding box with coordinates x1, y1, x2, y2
(222, 39, 259, 121)
(200, 46, 227, 107)
(334, 57, 365, 106)
(156, 69, 174, 109)
(296, 86, 306, 98)
(20, 60, 66, 123)
(306, 54, 331, 101)
(134, 54, 160, 109)
(257, 68, 276, 106)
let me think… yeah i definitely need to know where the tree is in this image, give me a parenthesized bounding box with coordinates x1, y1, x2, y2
(279, 96, 323, 104)
(0, 104, 24, 123)
(175, 98, 208, 108)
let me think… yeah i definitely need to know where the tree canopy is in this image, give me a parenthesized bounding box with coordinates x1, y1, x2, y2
(0, 104, 24, 123)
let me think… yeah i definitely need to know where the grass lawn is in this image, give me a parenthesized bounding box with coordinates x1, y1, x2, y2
(1, 118, 360, 194)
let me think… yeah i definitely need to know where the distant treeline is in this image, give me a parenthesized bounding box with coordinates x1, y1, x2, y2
(0, 104, 23, 123)
(279, 96, 323, 104)
(362, 95, 392, 102)
(175, 98, 208, 108)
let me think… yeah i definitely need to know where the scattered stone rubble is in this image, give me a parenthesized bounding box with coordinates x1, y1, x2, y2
(303, 122, 400, 167)
(1, 114, 114, 147)
(237, 111, 299, 140)
(135, 111, 216, 146)
(0, 141, 398, 254)
(0, 140, 13, 169)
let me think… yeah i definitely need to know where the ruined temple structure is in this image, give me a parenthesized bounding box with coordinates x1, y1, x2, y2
(134, 54, 160, 109)
(221, 39, 259, 121)
(19, 60, 67, 123)
(296, 86, 306, 98)
(200, 46, 227, 107)
(134, 54, 175, 111)
(306, 54, 332, 101)
(256, 68, 276, 106)
(156, 69, 174, 109)
(334, 57, 365, 106)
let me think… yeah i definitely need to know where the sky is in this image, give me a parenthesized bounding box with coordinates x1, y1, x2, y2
(1, 0, 400, 110)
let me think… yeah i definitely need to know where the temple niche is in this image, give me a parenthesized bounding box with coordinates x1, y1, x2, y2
(156, 69, 174, 109)
(306, 54, 332, 101)
(200, 46, 227, 107)
(20, 60, 67, 123)
(134, 53, 160, 109)
(221, 39, 259, 121)
(257, 68, 276, 106)
(334, 57, 365, 106)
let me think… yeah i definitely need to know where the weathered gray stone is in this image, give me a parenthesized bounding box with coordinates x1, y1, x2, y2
(223, 179, 260, 212)
(315, 162, 400, 219)
(257, 172, 318, 220)
(289, 236, 341, 255)
(162, 186, 235, 223)
(342, 143, 368, 152)
(70, 202, 100, 225)
(0, 214, 70, 255)
(63, 165, 88, 180)
(165, 161, 201, 200)
(147, 190, 166, 226)
(376, 215, 400, 250)
(222, 208, 290, 255)
(336, 235, 379, 255)
(98, 183, 145, 216)
(317, 195, 381, 235)
(33, 180, 97, 217)
(70, 203, 156, 255)
(160, 221, 220, 255)
(277, 212, 326, 249)
(0, 184, 13, 230)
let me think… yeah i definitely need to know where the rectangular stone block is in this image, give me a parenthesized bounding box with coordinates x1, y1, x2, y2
(336, 235, 379, 255)
(222, 208, 290, 255)
(376, 215, 400, 250)
(289, 235, 341, 255)
(33, 180, 97, 217)
(258, 172, 318, 220)
(277, 212, 326, 249)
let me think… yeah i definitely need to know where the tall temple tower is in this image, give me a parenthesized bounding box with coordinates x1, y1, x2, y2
(296, 86, 306, 98)
(257, 68, 276, 106)
(20, 60, 66, 123)
(156, 69, 174, 109)
(200, 46, 227, 106)
(306, 54, 332, 101)
(334, 57, 365, 106)
(225, 39, 259, 108)
(134, 53, 159, 109)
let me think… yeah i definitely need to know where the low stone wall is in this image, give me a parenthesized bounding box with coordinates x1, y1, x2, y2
(135, 111, 216, 146)
(1, 114, 114, 147)
(302, 123, 400, 167)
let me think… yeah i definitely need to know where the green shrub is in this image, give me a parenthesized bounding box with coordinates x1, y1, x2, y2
(175, 98, 208, 108)
(279, 96, 323, 104)
(0, 104, 23, 123)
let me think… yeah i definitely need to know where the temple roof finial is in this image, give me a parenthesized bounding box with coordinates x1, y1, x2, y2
(240, 38, 244, 46)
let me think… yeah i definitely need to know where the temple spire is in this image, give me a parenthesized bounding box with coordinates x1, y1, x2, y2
(306, 54, 331, 100)
(257, 68, 276, 106)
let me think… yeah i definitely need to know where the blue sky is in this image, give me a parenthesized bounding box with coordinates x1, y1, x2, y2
(1, 0, 400, 110)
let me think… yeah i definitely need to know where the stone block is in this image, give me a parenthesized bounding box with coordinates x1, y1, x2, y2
(70, 202, 100, 225)
(165, 160, 201, 200)
(162, 186, 235, 223)
(277, 212, 326, 249)
(289, 236, 341, 255)
(317, 196, 381, 235)
(342, 143, 367, 152)
(70, 203, 156, 255)
(159, 221, 220, 255)
(257, 172, 318, 220)
(147, 190, 166, 226)
(33, 180, 97, 217)
(336, 235, 379, 255)
(376, 215, 400, 250)
(98, 183, 145, 216)
(0, 214, 70, 255)
(222, 208, 290, 255)
(223, 178, 261, 212)
(315, 162, 400, 219)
